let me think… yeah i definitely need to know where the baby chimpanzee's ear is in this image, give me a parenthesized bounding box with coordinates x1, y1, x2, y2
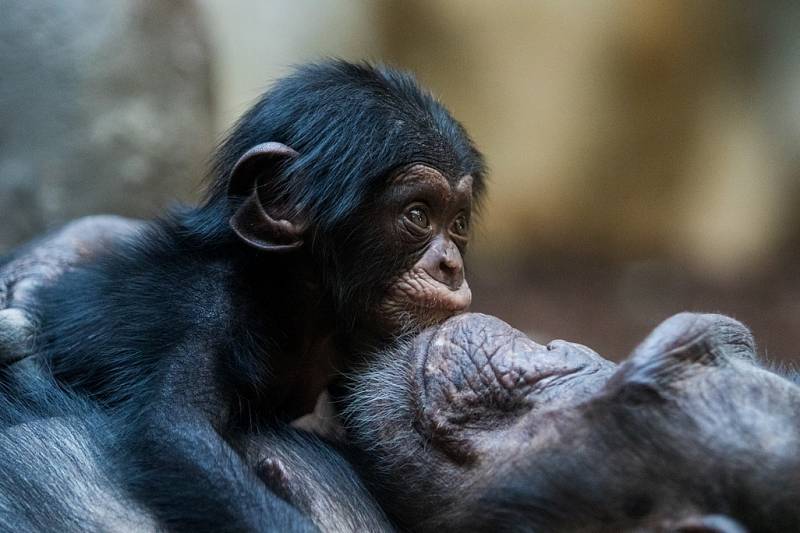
(228, 142, 307, 251)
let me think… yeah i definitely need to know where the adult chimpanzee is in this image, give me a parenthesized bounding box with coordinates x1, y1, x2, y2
(339, 312, 800, 532)
(4, 228, 798, 532)
(0, 60, 485, 530)
(4, 308, 798, 532)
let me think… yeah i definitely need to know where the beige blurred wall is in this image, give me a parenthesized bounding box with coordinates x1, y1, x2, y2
(196, 0, 383, 132)
(0, 0, 214, 250)
(196, 1, 798, 279)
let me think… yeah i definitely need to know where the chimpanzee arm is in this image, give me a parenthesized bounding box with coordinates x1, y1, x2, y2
(0, 218, 317, 530)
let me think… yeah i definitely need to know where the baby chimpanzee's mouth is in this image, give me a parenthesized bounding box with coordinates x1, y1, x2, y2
(378, 270, 472, 333)
(391, 268, 471, 310)
(413, 281, 472, 316)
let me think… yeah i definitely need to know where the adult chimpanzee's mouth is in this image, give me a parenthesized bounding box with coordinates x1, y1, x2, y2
(507, 364, 587, 395)
(412, 314, 616, 438)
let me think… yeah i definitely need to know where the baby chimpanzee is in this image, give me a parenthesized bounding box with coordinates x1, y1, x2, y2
(0, 60, 485, 530)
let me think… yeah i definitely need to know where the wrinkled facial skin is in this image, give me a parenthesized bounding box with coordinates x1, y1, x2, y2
(413, 314, 614, 462)
(342, 313, 616, 529)
(376, 165, 474, 334)
(343, 312, 800, 532)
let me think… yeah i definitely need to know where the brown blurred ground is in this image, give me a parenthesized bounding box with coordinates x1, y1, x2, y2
(471, 259, 800, 363)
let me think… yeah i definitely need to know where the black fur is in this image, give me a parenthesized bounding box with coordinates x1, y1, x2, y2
(207, 60, 485, 233)
(14, 60, 483, 529)
(0, 365, 388, 532)
(0, 366, 149, 532)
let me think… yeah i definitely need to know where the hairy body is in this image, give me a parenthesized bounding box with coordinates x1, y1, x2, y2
(0, 364, 389, 532)
(341, 312, 800, 532)
(0, 215, 144, 363)
(0, 60, 484, 530)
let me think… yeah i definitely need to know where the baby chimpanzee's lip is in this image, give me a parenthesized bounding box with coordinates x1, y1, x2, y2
(413, 279, 472, 313)
(437, 281, 472, 311)
(380, 273, 471, 332)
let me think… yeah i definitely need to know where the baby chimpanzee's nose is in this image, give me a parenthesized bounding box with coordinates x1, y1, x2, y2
(421, 237, 464, 290)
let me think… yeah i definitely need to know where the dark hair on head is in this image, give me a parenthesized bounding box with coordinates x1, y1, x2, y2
(204, 59, 486, 235)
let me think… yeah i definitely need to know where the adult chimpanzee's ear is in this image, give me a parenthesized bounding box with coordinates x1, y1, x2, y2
(228, 142, 306, 251)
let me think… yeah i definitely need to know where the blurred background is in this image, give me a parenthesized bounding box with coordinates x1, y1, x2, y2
(1, 0, 798, 362)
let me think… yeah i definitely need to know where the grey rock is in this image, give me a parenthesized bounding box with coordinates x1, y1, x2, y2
(0, 0, 214, 251)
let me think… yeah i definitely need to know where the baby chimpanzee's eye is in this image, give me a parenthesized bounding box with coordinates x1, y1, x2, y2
(451, 213, 469, 236)
(405, 205, 430, 229)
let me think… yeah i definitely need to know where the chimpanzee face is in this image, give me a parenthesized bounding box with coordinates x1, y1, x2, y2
(227, 143, 481, 341)
(343, 312, 800, 532)
(375, 164, 474, 333)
